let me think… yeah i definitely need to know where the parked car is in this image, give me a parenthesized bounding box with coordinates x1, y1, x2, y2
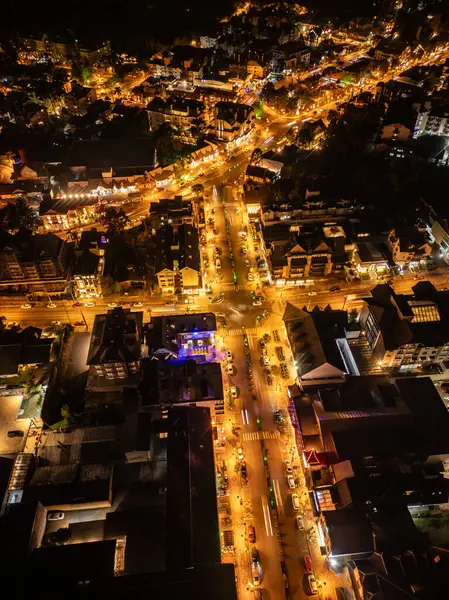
(21, 304, 32, 309)
(296, 516, 305, 530)
(133, 302, 144, 308)
(251, 547, 260, 566)
(287, 475, 296, 490)
(308, 574, 318, 594)
(248, 525, 256, 543)
(304, 554, 313, 572)
(226, 350, 233, 361)
(85, 302, 96, 307)
(291, 493, 300, 511)
(74, 321, 85, 326)
(245, 260, 250, 267)
(237, 447, 244, 460)
(47, 303, 57, 309)
(252, 566, 261, 586)
(253, 300, 262, 306)
(329, 285, 340, 293)
(284, 460, 293, 475)
(226, 363, 234, 375)
(51, 321, 61, 326)
(7, 430, 24, 438)
(108, 302, 118, 308)
(248, 274, 254, 281)
(47, 511, 64, 521)
(230, 385, 238, 399)
(307, 291, 317, 296)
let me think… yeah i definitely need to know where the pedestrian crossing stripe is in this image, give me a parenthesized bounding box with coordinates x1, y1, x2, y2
(225, 327, 259, 337)
(242, 430, 280, 441)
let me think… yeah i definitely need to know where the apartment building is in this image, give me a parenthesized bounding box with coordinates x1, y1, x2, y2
(360, 282, 449, 372)
(87, 307, 143, 380)
(147, 96, 205, 143)
(208, 101, 255, 143)
(0, 231, 70, 294)
(155, 224, 201, 295)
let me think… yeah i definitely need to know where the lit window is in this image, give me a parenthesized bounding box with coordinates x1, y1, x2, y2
(159, 432, 168, 438)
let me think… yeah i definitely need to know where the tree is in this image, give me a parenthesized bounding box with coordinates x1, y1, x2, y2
(3, 197, 38, 230)
(100, 274, 121, 297)
(251, 148, 262, 165)
(262, 333, 272, 345)
(46, 527, 71, 546)
(100, 207, 130, 237)
(192, 184, 204, 196)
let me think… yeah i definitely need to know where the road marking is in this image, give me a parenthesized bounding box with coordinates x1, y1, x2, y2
(262, 497, 274, 536)
(226, 327, 259, 337)
(273, 479, 284, 515)
(242, 430, 280, 441)
(241, 409, 248, 425)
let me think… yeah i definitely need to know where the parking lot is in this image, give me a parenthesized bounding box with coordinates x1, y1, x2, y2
(0, 393, 29, 455)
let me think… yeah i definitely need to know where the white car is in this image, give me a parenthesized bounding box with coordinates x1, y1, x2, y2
(287, 475, 296, 490)
(133, 302, 144, 308)
(252, 566, 261, 587)
(47, 303, 57, 309)
(308, 574, 318, 595)
(85, 301, 96, 307)
(51, 321, 61, 326)
(253, 300, 262, 306)
(226, 364, 234, 375)
(248, 274, 254, 281)
(226, 350, 233, 361)
(262, 356, 270, 367)
(291, 493, 300, 511)
(47, 511, 64, 521)
(307, 291, 317, 296)
(108, 302, 118, 308)
(245, 260, 250, 267)
(230, 385, 238, 399)
(21, 304, 32, 309)
(296, 515, 305, 530)
(237, 446, 244, 460)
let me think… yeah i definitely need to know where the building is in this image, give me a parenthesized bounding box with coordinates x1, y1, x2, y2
(87, 308, 143, 380)
(0, 326, 54, 377)
(290, 375, 449, 562)
(155, 224, 201, 295)
(72, 229, 106, 299)
(414, 104, 449, 138)
(147, 96, 205, 143)
(0, 231, 71, 296)
(246, 60, 266, 79)
(146, 312, 217, 360)
(40, 196, 101, 231)
(387, 226, 432, 267)
(360, 282, 449, 372)
(208, 101, 255, 144)
(148, 197, 195, 231)
(283, 303, 359, 386)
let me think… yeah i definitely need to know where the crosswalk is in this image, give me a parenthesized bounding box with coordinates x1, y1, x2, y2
(226, 327, 260, 337)
(242, 430, 280, 441)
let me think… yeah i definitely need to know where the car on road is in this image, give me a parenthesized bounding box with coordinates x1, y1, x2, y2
(51, 321, 61, 326)
(308, 574, 318, 594)
(245, 260, 250, 267)
(47, 511, 65, 521)
(226, 350, 232, 361)
(215, 258, 222, 269)
(237, 447, 244, 460)
(329, 285, 340, 293)
(291, 493, 300, 511)
(284, 460, 293, 475)
(230, 385, 238, 399)
(21, 304, 32, 309)
(296, 516, 305, 530)
(248, 525, 256, 543)
(85, 302, 96, 307)
(133, 302, 144, 308)
(251, 547, 260, 566)
(226, 363, 234, 375)
(165, 302, 176, 307)
(47, 303, 57, 308)
(304, 554, 313, 572)
(7, 430, 24, 438)
(248, 273, 254, 281)
(108, 302, 119, 308)
(253, 300, 262, 306)
(266, 374, 273, 386)
(7, 322, 18, 328)
(307, 291, 317, 296)
(74, 321, 85, 326)
(252, 566, 261, 586)
(287, 475, 296, 490)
